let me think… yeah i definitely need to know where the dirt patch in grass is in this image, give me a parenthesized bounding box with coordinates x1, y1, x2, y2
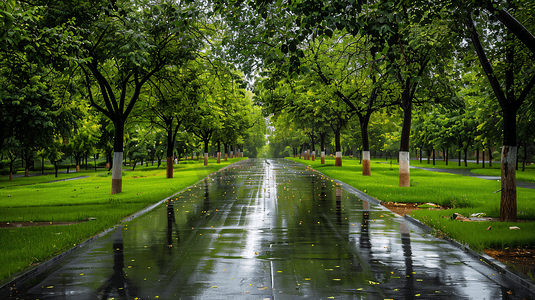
(381, 201, 447, 216)
(0, 221, 86, 228)
(485, 248, 535, 280)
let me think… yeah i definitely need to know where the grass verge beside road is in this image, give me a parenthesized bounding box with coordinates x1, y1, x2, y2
(471, 168, 535, 183)
(0, 158, 247, 282)
(287, 157, 535, 252)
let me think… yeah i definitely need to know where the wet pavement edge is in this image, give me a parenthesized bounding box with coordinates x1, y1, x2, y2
(304, 159, 535, 295)
(404, 214, 535, 294)
(0, 161, 242, 298)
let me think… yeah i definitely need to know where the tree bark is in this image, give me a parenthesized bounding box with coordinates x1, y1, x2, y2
(362, 151, 371, 176)
(111, 120, 124, 194)
(399, 151, 410, 187)
(334, 128, 342, 167)
(217, 141, 221, 164)
(500, 146, 517, 221)
(359, 112, 372, 175)
(458, 147, 461, 167)
(522, 142, 527, 172)
(399, 84, 412, 186)
(489, 147, 492, 167)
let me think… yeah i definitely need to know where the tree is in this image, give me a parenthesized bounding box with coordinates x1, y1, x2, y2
(1, 136, 18, 180)
(0, 61, 57, 176)
(141, 60, 201, 177)
(304, 32, 396, 174)
(460, 2, 535, 221)
(41, 1, 202, 193)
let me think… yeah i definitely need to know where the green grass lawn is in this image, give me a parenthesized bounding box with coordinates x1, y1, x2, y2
(288, 156, 535, 252)
(0, 158, 246, 281)
(471, 168, 535, 183)
(0, 169, 97, 188)
(409, 158, 503, 169)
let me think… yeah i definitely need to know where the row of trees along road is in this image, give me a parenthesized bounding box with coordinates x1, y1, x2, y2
(215, 0, 535, 222)
(1, 0, 534, 222)
(0, 1, 265, 194)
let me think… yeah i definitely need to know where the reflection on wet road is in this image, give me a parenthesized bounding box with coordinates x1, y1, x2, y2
(12, 159, 533, 299)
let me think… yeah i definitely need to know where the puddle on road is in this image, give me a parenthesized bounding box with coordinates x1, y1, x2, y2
(11, 159, 532, 300)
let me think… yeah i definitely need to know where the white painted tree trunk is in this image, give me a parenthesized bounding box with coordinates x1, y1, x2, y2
(321, 151, 325, 164)
(204, 153, 208, 166)
(112, 152, 123, 194)
(362, 151, 371, 176)
(399, 151, 410, 187)
(335, 151, 342, 167)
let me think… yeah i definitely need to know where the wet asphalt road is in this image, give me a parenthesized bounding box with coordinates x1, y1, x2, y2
(9, 159, 534, 299)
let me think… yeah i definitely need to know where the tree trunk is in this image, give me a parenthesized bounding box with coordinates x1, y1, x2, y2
(75, 154, 81, 173)
(476, 148, 479, 164)
(321, 151, 325, 164)
(362, 150, 371, 176)
(500, 146, 517, 221)
(9, 160, 13, 181)
(499, 107, 518, 221)
(489, 147, 492, 167)
(419, 148, 422, 163)
(166, 127, 175, 179)
(399, 86, 412, 187)
(464, 148, 468, 167)
(432, 149, 435, 166)
(217, 141, 221, 164)
(204, 139, 210, 166)
(399, 151, 410, 187)
(54, 161, 58, 178)
(482, 150, 485, 168)
(334, 128, 342, 167)
(522, 142, 527, 172)
(111, 121, 124, 194)
(106, 152, 112, 170)
(358, 112, 372, 174)
(24, 149, 29, 177)
(458, 146, 461, 167)
(445, 148, 448, 165)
